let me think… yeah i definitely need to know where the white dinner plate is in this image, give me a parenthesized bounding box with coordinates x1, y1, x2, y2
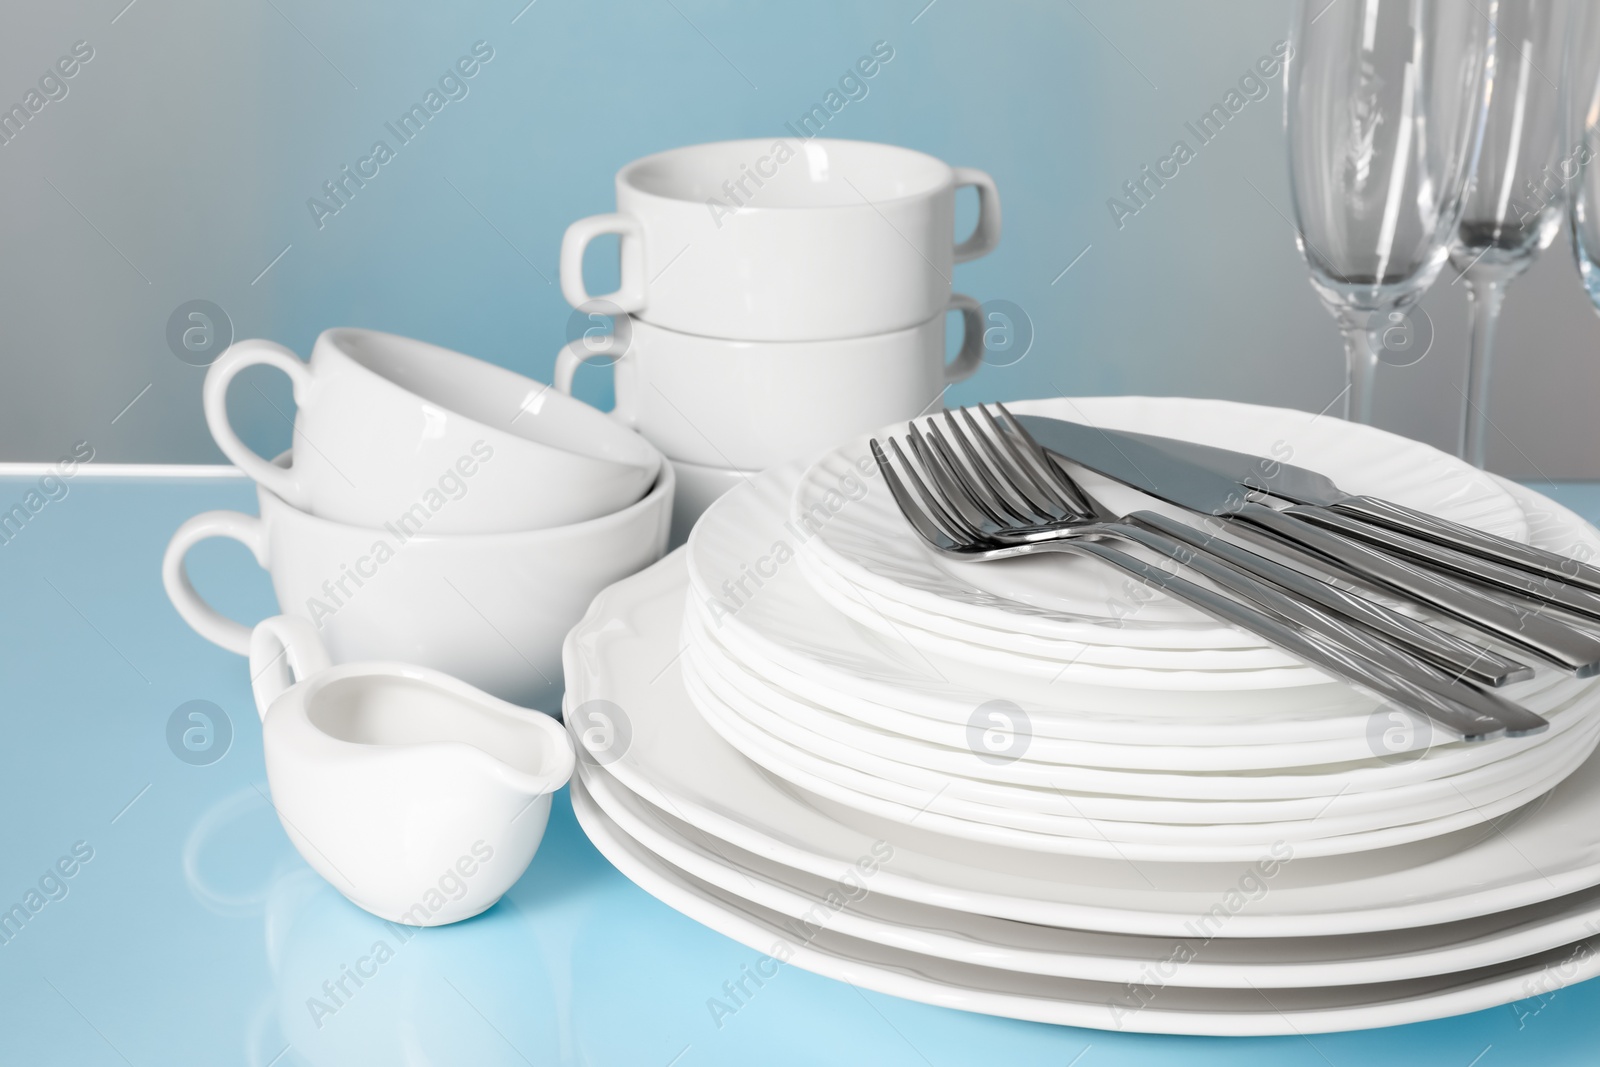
(579, 764, 1600, 990)
(571, 773, 1600, 1036)
(683, 647, 1600, 861)
(685, 471, 1598, 766)
(800, 550, 1313, 686)
(685, 581, 1594, 771)
(561, 545, 1600, 937)
(791, 396, 1526, 657)
(683, 627, 1600, 831)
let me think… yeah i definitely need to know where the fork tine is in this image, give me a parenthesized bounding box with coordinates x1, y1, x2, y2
(942, 408, 1057, 523)
(929, 412, 1050, 526)
(888, 436, 969, 540)
(986, 404, 1100, 518)
(926, 412, 1035, 525)
(872, 437, 966, 548)
(955, 406, 1067, 520)
(910, 428, 1009, 531)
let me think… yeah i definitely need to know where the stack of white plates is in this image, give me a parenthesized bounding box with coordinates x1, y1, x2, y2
(563, 397, 1600, 1035)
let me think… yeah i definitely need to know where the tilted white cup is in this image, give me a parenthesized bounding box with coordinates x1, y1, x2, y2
(162, 453, 673, 711)
(249, 615, 575, 926)
(554, 296, 984, 470)
(561, 139, 1000, 341)
(204, 328, 661, 533)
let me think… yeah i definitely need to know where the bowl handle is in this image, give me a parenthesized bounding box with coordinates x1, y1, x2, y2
(554, 339, 639, 426)
(944, 293, 985, 385)
(560, 213, 646, 312)
(951, 167, 1001, 263)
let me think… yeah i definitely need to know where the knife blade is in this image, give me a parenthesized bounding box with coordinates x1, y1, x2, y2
(1016, 412, 1600, 596)
(1010, 410, 1600, 675)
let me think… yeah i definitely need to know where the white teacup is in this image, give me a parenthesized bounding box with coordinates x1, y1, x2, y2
(561, 139, 1000, 341)
(162, 453, 673, 710)
(554, 296, 983, 470)
(204, 328, 661, 533)
(249, 615, 575, 926)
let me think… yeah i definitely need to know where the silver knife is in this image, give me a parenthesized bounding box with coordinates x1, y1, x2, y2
(1009, 409, 1600, 675)
(1018, 411, 1600, 596)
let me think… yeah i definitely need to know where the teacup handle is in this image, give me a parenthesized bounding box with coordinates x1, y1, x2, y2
(249, 616, 331, 722)
(162, 509, 268, 655)
(944, 293, 985, 385)
(203, 340, 315, 506)
(553, 338, 637, 426)
(951, 168, 1002, 263)
(560, 213, 646, 313)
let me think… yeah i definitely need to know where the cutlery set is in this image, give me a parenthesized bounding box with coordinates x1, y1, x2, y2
(875, 405, 1600, 743)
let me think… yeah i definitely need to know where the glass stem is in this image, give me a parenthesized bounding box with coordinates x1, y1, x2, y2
(1461, 273, 1508, 469)
(1341, 321, 1379, 424)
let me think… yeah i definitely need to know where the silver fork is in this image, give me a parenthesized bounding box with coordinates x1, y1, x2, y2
(975, 404, 1533, 689)
(871, 411, 1547, 741)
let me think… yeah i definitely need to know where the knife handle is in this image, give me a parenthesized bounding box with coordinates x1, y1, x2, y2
(1126, 511, 1533, 688)
(1033, 538, 1513, 742)
(1288, 504, 1600, 623)
(1227, 502, 1600, 676)
(1331, 495, 1600, 596)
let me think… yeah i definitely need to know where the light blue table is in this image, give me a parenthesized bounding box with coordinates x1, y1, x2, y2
(1, 471, 1597, 1066)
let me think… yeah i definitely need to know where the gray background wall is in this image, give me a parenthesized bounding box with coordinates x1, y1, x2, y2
(2, 0, 1596, 477)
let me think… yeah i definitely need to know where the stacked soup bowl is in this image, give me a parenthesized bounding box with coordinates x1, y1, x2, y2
(554, 138, 1001, 541)
(163, 327, 672, 712)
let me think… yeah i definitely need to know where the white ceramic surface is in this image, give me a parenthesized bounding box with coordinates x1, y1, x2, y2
(164, 453, 673, 710)
(571, 775, 1600, 1037)
(684, 622, 1600, 825)
(560, 540, 1600, 937)
(685, 647, 1600, 861)
(682, 571, 1596, 769)
(204, 328, 660, 532)
(581, 763, 1600, 990)
(249, 616, 575, 926)
(553, 296, 983, 469)
(560, 138, 1000, 341)
(795, 396, 1527, 653)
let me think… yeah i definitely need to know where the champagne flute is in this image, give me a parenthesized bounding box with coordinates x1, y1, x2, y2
(1451, 0, 1571, 468)
(1566, 7, 1600, 323)
(1286, 0, 1494, 424)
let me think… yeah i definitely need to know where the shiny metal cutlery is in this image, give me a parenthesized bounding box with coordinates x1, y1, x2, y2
(1007, 408, 1600, 676)
(871, 412, 1547, 741)
(1010, 410, 1600, 597)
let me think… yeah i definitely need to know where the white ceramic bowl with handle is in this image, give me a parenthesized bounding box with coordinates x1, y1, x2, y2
(561, 139, 1000, 341)
(555, 296, 984, 469)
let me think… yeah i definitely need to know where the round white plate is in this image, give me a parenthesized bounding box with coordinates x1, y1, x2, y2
(800, 550, 1313, 684)
(687, 455, 1598, 763)
(561, 539, 1600, 937)
(791, 396, 1526, 656)
(684, 648, 1600, 861)
(571, 773, 1600, 1036)
(684, 627, 1600, 830)
(693, 457, 1328, 687)
(686, 581, 1593, 771)
(579, 764, 1600, 990)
